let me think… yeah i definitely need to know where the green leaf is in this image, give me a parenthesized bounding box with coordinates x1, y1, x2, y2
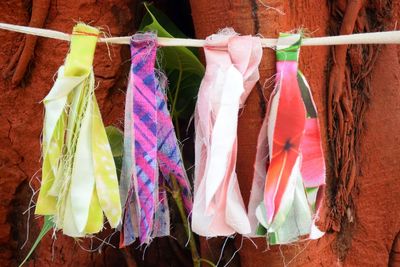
(139, 3, 205, 120)
(113, 156, 123, 179)
(256, 223, 268, 236)
(105, 126, 124, 157)
(167, 69, 202, 118)
(139, 3, 187, 39)
(105, 126, 123, 178)
(19, 216, 54, 267)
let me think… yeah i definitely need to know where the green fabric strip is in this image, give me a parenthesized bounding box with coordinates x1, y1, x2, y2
(64, 23, 99, 76)
(276, 33, 302, 62)
(36, 23, 121, 237)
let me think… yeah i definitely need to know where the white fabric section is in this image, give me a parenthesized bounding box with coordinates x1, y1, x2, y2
(70, 92, 95, 233)
(119, 74, 135, 230)
(62, 189, 84, 237)
(193, 160, 237, 236)
(43, 67, 85, 145)
(270, 173, 312, 244)
(225, 171, 251, 234)
(310, 222, 325, 239)
(192, 67, 251, 236)
(193, 32, 262, 237)
(204, 66, 244, 209)
(255, 202, 268, 230)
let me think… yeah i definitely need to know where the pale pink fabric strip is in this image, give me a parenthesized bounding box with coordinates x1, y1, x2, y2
(192, 31, 262, 236)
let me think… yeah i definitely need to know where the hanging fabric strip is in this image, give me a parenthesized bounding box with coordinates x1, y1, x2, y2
(297, 70, 326, 240)
(35, 23, 121, 237)
(192, 29, 262, 236)
(131, 33, 158, 245)
(120, 33, 192, 246)
(249, 33, 326, 244)
(156, 72, 192, 212)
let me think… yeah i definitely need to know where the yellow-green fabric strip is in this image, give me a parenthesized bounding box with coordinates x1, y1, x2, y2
(64, 23, 99, 76)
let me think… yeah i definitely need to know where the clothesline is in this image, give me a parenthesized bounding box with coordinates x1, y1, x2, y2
(1, 22, 400, 47)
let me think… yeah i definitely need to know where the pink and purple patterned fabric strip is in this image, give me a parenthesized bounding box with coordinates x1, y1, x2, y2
(156, 73, 192, 212)
(132, 33, 158, 244)
(120, 33, 192, 246)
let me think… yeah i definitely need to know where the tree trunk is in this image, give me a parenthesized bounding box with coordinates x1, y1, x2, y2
(189, 0, 400, 266)
(0, 1, 135, 266)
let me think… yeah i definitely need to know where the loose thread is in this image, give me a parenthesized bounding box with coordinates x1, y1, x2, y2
(216, 236, 231, 266)
(223, 236, 243, 267)
(21, 170, 41, 250)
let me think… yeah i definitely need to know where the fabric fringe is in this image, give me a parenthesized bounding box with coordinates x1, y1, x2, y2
(192, 30, 262, 236)
(120, 33, 192, 246)
(35, 23, 121, 237)
(248, 33, 326, 244)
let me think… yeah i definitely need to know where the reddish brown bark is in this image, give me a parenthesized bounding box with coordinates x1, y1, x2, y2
(0, 1, 135, 266)
(189, 0, 400, 266)
(10, 0, 51, 85)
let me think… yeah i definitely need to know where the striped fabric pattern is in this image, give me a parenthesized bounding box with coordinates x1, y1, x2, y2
(120, 33, 192, 246)
(156, 73, 192, 212)
(131, 34, 158, 244)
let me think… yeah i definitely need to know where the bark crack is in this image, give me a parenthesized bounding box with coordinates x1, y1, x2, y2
(6, 118, 28, 179)
(95, 74, 118, 80)
(325, 0, 391, 261)
(250, 0, 260, 34)
(249, 0, 266, 117)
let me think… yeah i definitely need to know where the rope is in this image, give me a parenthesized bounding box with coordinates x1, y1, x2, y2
(1, 22, 400, 47)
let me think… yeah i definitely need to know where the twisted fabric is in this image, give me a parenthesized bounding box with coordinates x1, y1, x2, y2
(249, 33, 326, 244)
(120, 33, 192, 246)
(192, 30, 262, 236)
(35, 23, 121, 237)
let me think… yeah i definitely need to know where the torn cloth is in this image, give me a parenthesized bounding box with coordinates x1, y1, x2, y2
(192, 30, 262, 236)
(120, 33, 192, 246)
(35, 23, 121, 237)
(249, 33, 326, 244)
